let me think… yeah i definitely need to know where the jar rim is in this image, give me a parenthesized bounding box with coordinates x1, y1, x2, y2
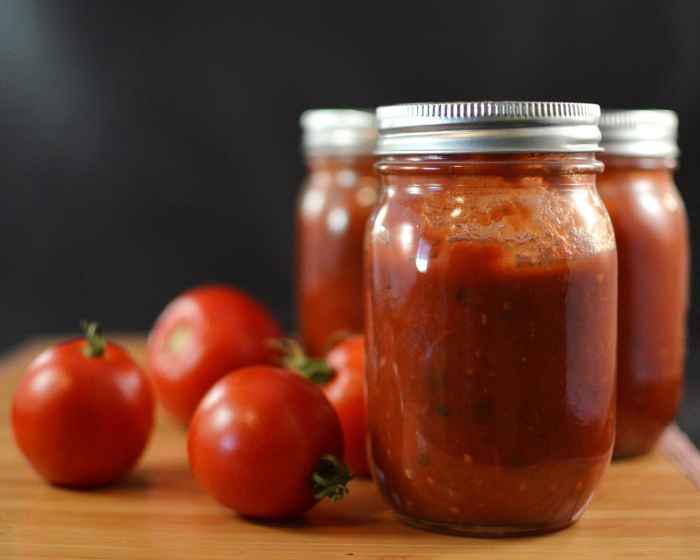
(376, 152, 604, 176)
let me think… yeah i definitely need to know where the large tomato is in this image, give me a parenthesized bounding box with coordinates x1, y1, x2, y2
(188, 366, 350, 519)
(12, 323, 154, 487)
(279, 335, 369, 476)
(147, 284, 282, 424)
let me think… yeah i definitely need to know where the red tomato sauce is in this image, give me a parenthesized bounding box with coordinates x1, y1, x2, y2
(297, 155, 379, 356)
(597, 155, 689, 459)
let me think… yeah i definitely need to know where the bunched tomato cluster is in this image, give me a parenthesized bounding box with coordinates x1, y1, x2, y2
(11, 284, 368, 520)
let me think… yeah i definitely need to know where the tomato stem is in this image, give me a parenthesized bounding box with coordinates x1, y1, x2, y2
(81, 321, 107, 358)
(272, 338, 334, 384)
(311, 454, 352, 502)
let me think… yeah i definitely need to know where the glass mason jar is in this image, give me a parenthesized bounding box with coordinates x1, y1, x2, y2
(366, 102, 618, 537)
(297, 110, 379, 356)
(598, 111, 689, 459)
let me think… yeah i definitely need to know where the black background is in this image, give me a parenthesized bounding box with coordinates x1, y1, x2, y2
(1, 1, 698, 441)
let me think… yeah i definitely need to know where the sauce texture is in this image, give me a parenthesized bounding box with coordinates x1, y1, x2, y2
(366, 154, 617, 534)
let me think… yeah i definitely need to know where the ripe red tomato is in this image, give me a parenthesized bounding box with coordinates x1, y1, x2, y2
(12, 323, 154, 487)
(279, 335, 369, 476)
(325, 336, 368, 476)
(147, 284, 282, 424)
(188, 366, 350, 519)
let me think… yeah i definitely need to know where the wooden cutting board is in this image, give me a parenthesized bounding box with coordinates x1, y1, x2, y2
(0, 337, 699, 559)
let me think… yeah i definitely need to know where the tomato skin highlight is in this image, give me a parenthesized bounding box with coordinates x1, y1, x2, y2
(146, 284, 282, 424)
(324, 335, 369, 476)
(188, 366, 344, 519)
(12, 339, 154, 487)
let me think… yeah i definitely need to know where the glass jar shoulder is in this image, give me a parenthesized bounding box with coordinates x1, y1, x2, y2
(370, 175, 615, 265)
(298, 158, 380, 229)
(597, 168, 687, 240)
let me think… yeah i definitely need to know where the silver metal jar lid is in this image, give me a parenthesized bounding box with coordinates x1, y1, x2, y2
(375, 101, 602, 155)
(599, 110, 679, 158)
(300, 109, 377, 155)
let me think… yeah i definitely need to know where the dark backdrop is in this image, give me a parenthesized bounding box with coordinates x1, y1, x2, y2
(1, 1, 698, 441)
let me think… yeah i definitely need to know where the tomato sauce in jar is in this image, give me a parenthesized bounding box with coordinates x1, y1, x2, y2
(366, 102, 617, 536)
(598, 111, 689, 459)
(297, 110, 379, 356)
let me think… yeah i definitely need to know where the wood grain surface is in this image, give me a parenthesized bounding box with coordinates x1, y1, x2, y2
(0, 337, 699, 559)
